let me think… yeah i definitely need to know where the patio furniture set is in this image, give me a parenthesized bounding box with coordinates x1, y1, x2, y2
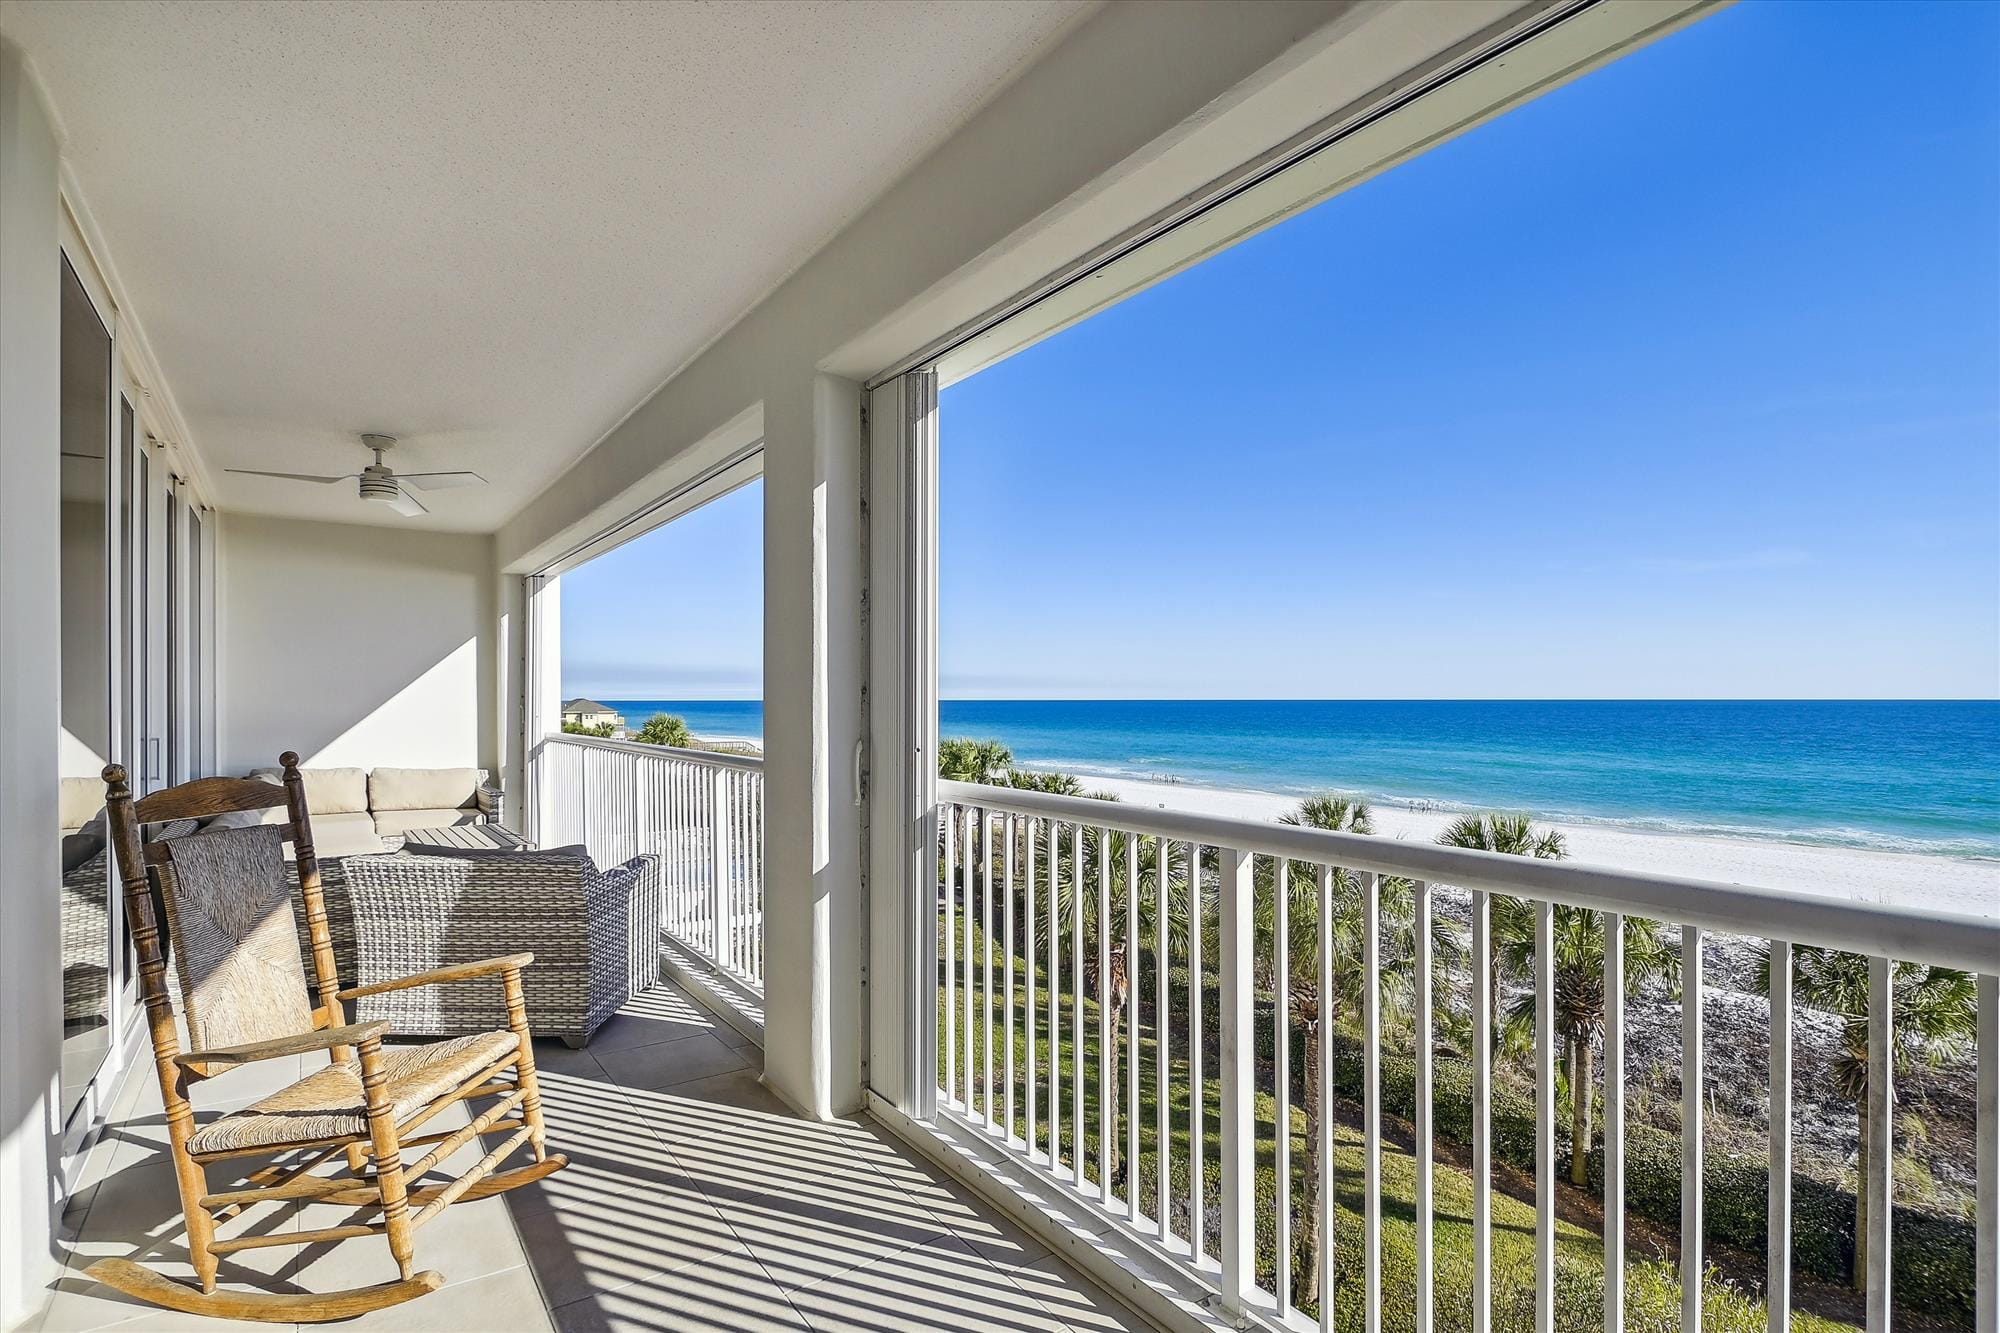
(67, 754, 662, 1322)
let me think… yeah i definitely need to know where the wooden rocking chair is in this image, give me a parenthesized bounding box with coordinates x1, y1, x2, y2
(87, 753, 568, 1322)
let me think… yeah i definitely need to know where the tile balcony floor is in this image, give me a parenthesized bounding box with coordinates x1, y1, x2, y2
(28, 979, 1149, 1333)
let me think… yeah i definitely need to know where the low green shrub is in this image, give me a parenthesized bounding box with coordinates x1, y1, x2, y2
(1587, 1117, 1974, 1325)
(1303, 1033, 1974, 1327)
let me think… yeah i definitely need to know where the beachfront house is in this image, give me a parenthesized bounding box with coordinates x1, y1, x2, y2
(3, 4, 1993, 1332)
(561, 698, 626, 735)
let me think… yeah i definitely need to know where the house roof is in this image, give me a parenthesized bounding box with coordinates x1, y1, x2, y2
(562, 698, 614, 713)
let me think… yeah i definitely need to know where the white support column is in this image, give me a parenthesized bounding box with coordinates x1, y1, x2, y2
(0, 42, 65, 1328)
(1216, 843, 1254, 1319)
(762, 373, 866, 1120)
(523, 573, 562, 847)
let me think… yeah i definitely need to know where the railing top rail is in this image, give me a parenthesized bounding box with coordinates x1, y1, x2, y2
(542, 732, 765, 772)
(939, 779, 2000, 975)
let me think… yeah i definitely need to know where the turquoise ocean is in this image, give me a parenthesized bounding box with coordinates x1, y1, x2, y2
(597, 699, 2000, 859)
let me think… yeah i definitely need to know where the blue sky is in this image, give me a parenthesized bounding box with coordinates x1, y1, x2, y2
(567, 0, 1999, 703)
(561, 479, 763, 699)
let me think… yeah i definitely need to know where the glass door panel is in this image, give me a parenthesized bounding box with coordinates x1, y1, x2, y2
(58, 253, 113, 1125)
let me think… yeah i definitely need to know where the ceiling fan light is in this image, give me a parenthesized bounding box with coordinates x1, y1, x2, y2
(357, 470, 400, 503)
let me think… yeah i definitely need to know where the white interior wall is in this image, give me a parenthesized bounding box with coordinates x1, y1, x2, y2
(0, 37, 66, 1327)
(219, 513, 499, 777)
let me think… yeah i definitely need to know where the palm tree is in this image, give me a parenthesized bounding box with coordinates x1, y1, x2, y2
(1436, 812, 1567, 860)
(1037, 815, 1180, 1191)
(938, 737, 1013, 783)
(1491, 900, 1678, 1185)
(630, 713, 693, 748)
(1435, 814, 1666, 1187)
(1435, 813, 1568, 1033)
(1263, 796, 1463, 1308)
(1754, 946, 1976, 1289)
(1002, 768, 1084, 795)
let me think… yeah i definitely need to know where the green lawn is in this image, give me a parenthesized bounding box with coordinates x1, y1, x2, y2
(937, 908, 1851, 1332)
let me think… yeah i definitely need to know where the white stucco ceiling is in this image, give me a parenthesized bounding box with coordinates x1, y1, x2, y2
(1, 0, 1087, 530)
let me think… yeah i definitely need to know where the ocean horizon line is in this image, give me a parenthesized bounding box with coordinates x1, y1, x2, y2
(582, 697, 1999, 859)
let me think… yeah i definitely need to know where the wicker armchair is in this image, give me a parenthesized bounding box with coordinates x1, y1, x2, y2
(322, 848, 660, 1047)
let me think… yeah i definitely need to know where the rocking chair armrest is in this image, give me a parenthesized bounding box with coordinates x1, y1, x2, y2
(336, 952, 535, 1001)
(175, 1020, 391, 1070)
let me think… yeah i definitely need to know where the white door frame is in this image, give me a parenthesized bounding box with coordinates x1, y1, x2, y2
(865, 369, 938, 1118)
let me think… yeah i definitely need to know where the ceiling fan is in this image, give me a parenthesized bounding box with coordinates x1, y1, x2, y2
(226, 434, 485, 517)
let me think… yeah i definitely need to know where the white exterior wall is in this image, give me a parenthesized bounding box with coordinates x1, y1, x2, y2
(0, 37, 66, 1327)
(219, 513, 499, 776)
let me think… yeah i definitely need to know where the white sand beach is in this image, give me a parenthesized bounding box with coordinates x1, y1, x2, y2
(1072, 773, 2000, 921)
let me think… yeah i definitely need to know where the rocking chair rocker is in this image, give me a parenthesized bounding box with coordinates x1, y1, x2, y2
(87, 753, 568, 1322)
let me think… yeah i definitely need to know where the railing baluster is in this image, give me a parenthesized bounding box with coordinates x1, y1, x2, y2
(1126, 829, 1140, 1226)
(681, 762, 692, 942)
(1072, 821, 1086, 1192)
(1767, 937, 1790, 1333)
(1866, 954, 1893, 1331)
(1025, 818, 1038, 1155)
(943, 802, 956, 1107)
(1276, 859, 1292, 1319)
(1189, 841, 1205, 1264)
(1049, 820, 1062, 1173)
(1157, 836, 1171, 1246)
(1004, 813, 1017, 1140)
(984, 810, 996, 1126)
(1682, 925, 1704, 1332)
(1605, 910, 1625, 1333)
(710, 769, 729, 964)
(738, 773, 750, 973)
(1099, 825, 1113, 1206)
(1414, 879, 1434, 1333)
(1218, 845, 1254, 1317)
(1535, 897, 1555, 1333)
(1319, 861, 1335, 1333)
(1472, 888, 1492, 1333)
(963, 806, 977, 1111)
(1363, 870, 1382, 1332)
(732, 770, 743, 972)
(1978, 972, 1996, 1332)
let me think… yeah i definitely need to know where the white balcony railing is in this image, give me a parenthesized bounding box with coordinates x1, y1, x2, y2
(535, 734, 765, 991)
(935, 778, 1999, 1333)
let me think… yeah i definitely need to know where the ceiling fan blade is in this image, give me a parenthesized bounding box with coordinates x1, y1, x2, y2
(387, 486, 429, 517)
(400, 470, 487, 492)
(226, 469, 353, 484)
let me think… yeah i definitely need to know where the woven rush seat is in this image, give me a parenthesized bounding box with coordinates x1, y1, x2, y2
(188, 1029, 518, 1155)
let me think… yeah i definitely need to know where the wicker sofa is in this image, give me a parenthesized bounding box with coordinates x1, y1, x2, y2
(308, 845, 661, 1048)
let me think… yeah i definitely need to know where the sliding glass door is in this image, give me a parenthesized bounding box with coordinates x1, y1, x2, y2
(58, 253, 114, 1126)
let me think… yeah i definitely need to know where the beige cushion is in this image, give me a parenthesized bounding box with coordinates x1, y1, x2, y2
(373, 807, 482, 837)
(250, 767, 368, 815)
(305, 812, 387, 860)
(60, 776, 105, 835)
(368, 767, 482, 814)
